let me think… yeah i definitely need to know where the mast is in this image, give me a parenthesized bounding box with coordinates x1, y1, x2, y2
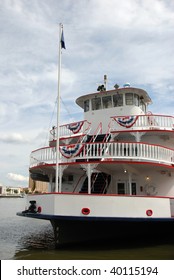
(104, 74, 107, 90)
(55, 23, 65, 192)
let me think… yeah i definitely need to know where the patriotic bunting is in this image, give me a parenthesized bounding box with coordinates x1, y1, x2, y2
(114, 116, 138, 128)
(59, 144, 84, 158)
(67, 121, 84, 134)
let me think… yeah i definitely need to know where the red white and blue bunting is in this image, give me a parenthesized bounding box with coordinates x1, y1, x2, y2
(67, 121, 84, 134)
(114, 116, 138, 128)
(59, 144, 84, 158)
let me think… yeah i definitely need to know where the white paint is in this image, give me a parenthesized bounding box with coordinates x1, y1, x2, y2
(28, 193, 171, 218)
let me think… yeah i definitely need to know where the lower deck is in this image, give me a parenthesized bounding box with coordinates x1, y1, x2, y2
(17, 195, 174, 245)
(17, 189, 174, 245)
(19, 192, 174, 218)
(30, 159, 174, 197)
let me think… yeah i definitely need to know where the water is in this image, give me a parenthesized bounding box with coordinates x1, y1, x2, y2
(0, 198, 174, 260)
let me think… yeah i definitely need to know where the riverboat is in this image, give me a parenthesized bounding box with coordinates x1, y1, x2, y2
(17, 80, 174, 245)
(17, 25, 174, 246)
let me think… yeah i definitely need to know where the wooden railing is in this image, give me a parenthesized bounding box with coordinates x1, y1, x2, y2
(30, 142, 174, 168)
(110, 114, 174, 131)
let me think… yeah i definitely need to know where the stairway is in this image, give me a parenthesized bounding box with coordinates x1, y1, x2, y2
(84, 134, 111, 143)
(79, 172, 111, 194)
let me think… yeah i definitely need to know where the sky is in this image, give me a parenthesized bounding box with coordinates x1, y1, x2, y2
(0, 0, 174, 187)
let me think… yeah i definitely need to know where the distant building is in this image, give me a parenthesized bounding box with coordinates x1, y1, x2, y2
(29, 177, 48, 193)
(0, 186, 22, 196)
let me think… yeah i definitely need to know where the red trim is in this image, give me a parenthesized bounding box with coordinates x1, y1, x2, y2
(111, 114, 174, 118)
(30, 160, 174, 171)
(32, 146, 50, 153)
(59, 120, 90, 128)
(60, 134, 86, 141)
(110, 129, 174, 134)
(50, 134, 86, 143)
(31, 141, 174, 152)
(27, 192, 174, 199)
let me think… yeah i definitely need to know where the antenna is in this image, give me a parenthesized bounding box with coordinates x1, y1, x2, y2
(104, 74, 107, 90)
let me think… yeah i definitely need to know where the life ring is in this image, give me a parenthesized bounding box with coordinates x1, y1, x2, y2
(81, 208, 90, 215)
(146, 209, 153, 216)
(145, 184, 157, 196)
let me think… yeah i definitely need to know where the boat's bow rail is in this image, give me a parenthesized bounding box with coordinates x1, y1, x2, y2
(30, 141, 174, 168)
(110, 114, 174, 132)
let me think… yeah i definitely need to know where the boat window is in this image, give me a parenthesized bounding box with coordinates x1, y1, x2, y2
(117, 182, 126, 194)
(140, 99, 146, 112)
(113, 94, 123, 107)
(134, 94, 139, 106)
(68, 175, 73, 182)
(131, 183, 136, 195)
(84, 100, 89, 112)
(125, 93, 133, 105)
(102, 96, 112, 108)
(92, 97, 102, 110)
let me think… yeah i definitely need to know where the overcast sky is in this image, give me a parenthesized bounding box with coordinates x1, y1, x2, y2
(0, 0, 174, 187)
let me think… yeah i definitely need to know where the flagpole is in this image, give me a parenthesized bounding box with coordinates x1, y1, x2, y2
(55, 23, 63, 193)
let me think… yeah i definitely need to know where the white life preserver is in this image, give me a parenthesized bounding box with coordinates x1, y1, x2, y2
(145, 184, 157, 196)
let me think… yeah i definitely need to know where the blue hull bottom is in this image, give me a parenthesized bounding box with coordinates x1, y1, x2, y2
(17, 212, 174, 246)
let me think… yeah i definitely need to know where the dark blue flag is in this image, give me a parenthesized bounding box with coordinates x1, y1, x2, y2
(61, 30, 66, 49)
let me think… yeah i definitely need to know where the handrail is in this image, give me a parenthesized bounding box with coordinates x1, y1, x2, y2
(102, 174, 110, 194)
(89, 122, 102, 143)
(72, 173, 86, 192)
(30, 141, 174, 168)
(91, 173, 98, 191)
(85, 122, 102, 157)
(49, 120, 91, 141)
(110, 114, 174, 132)
(103, 120, 112, 142)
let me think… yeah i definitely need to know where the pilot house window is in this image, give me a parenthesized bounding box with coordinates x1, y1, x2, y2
(102, 96, 112, 108)
(125, 93, 133, 105)
(134, 94, 139, 106)
(84, 100, 89, 112)
(113, 94, 123, 107)
(92, 97, 102, 110)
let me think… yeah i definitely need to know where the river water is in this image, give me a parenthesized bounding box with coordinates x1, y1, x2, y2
(0, 197, 174, 260)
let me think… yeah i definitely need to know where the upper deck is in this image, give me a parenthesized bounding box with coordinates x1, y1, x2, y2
(75, 86, 152, 134)
(49, 114, 174, 143)
(31, 84, 174, 172)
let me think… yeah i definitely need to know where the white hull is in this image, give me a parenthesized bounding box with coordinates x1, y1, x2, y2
(21, 193, 173, 218)
(17, 192, 174, 245)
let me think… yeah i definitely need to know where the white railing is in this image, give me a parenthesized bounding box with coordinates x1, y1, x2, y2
(30, 147, 56, 167)
(49, 120, 91, 141)
(110, 114, 174, 131)
(30, 142, 174, 168)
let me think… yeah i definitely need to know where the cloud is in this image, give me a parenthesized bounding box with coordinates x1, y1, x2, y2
(0, 0, 174, 187)
(0, 133, 29, 144)
(7, 173, 29, 182)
